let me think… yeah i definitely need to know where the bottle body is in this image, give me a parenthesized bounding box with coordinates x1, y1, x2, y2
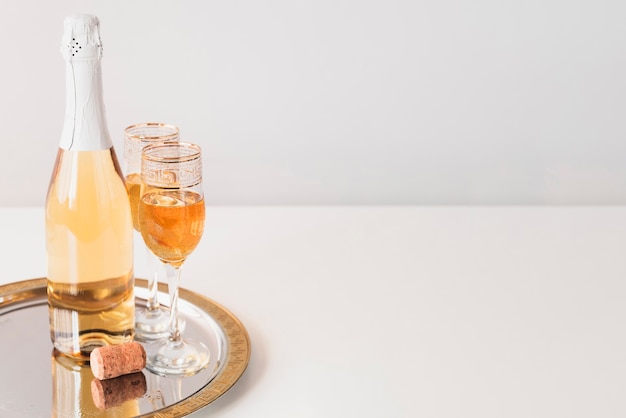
(46, 148, 134, 358)
(46, 14, 134, 359)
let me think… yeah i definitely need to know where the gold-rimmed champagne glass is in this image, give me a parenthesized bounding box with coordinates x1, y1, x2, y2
(124, 122, 180, 340)
(138, 142, 209, 376)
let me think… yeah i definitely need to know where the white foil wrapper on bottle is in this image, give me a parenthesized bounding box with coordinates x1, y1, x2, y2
(60, 14, 112, 151)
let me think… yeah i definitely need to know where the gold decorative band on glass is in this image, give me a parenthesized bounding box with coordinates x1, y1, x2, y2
(141, 142, 203, 189)
(124, 122, 180, 175)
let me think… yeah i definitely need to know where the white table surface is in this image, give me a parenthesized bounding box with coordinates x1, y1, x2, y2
(1, 206, 624, 417)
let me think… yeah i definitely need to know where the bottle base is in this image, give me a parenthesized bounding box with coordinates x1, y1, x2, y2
(52, 330, 135, 360)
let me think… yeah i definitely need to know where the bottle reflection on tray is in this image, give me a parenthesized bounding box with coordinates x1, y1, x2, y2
(51, 349, 141, 417)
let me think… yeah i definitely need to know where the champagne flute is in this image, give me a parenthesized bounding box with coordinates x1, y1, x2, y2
(138, 142, 210, 376)
(124, 122, 180, 340)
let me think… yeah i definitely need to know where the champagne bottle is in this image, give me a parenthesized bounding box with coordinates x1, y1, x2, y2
(46, 14, 134, 359)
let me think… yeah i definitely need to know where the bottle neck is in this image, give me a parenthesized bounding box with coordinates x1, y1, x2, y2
(60, 59, 112, 151)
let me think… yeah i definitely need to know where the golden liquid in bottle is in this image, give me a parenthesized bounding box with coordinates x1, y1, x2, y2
(125, 172, 142, 231)
(138, 190, 205, 265)
(46, 148, 134, 359)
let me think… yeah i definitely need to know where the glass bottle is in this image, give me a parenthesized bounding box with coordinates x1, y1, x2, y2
(46, 14, 134, 359)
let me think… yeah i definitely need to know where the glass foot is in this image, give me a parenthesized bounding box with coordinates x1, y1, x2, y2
(135, 307, 185, 341)
(145, 338, 210, 377)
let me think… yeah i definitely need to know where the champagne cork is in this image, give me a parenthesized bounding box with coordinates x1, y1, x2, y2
(91, 372, 147, 410)
(90, 342, 146, 380)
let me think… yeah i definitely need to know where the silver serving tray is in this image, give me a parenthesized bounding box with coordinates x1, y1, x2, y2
(0, 278, 251, 417)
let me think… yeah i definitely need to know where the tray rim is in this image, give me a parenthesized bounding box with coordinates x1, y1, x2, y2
(0, 277, 251, 418)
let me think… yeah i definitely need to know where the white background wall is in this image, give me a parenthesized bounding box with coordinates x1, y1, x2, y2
(1, 0, 625, 206)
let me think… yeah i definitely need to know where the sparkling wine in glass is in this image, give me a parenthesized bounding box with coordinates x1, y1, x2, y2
(124, 122, 180, 341)
(138, 142, 210, 376)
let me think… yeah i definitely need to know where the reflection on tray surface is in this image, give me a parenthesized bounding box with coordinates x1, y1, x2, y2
(53, 349, 142, 416)
(91, 372, 147, 410)
(0, 279, 250, 417)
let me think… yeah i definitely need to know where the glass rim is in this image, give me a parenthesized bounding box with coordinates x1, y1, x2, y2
(142, 142, 202, 164)
(125, 122, 180, 142)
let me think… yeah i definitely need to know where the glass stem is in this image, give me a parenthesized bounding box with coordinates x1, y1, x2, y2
(163, 262, 183, 344)
(145, 247, 160, 310)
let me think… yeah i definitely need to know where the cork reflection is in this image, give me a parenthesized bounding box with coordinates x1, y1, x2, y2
(51, 349, 142, 417)
(91, 372, 147, 410)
